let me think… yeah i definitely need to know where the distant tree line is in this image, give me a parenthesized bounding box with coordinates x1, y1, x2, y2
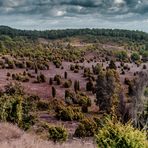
(0, 26, 148, 41)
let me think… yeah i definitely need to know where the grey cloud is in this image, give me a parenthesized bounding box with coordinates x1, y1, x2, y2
(0, 0, 148, 31)
(0, 0, 148, 16)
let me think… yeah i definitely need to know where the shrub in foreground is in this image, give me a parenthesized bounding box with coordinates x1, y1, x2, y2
(96, 119, 148, 148)
(48, 125, 68, 142)
(0, 95, 35, 130)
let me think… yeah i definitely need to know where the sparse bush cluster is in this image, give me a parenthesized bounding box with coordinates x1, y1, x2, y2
(55, 104, 84, 121)
(36, 73, 46, 83)
(0, 82, 36, 130)
(53, 58, 62, 68)
(12, 72, 29, 82)
(70, 64, 81, 73)
(74, 117, 100, 137)
(54, 74, 62, 85)
(92, 63, 102, 75)
(42, 123, 68, 142)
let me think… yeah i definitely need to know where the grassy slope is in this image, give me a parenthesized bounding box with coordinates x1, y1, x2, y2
(0, 123, 96, 148)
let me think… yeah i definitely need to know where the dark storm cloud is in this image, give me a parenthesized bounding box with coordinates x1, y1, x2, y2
(0, 0, 148, 31)
(0, 0, 148, 16)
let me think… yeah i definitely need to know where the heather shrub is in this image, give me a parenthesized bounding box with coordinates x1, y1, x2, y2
(143, 64, 147, 69)
(12, 73, 29, 82)
(109, 60, 117, 70)
(36, 73, 46, 83)
(131, 52, 140, 62)
(63, 79, 72, 88)
(56, 106, 74, 121)
(74, 69, 79, 73)
(48, 125, 68, 142)
(77, 93, 91, 106)
(86, 80, 94, 91)
(124, 77, 131, 85)
(65, 90, 76, 105)
(7, 72, 11, 77)
(39, 73, 46, 82)
(49, 77, 53, 85)
(115, 50, 128, 61)
(37, 100, 49, 111)
(70, 64, 75, 71)
(74, 118, 99, 137)
(5, 82, 24, 95)
(54, 75, 61, 85)
(15, 61, 25, 68)
(6, 59, 15, 69)
(83, 67, 91, 77)
(55, 105, 83, 121)
(92, 63, 102, 75)
(53, 59, 62, 68)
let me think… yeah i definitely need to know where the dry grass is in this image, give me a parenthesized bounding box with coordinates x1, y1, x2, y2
(0, 123, 96, 148)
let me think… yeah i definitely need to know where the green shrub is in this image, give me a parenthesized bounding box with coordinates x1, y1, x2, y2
(109, 60, 117, 70)
(65, 90, 76, 105)
(40, 73, 46, 82)
(77, 93, 91, 107)
(55, 105, 83, 121)
(86, 80, 93, 91)
(49, 77, 53, 85)
(37, 73, 46, 83)
(56, 106, 74, 121)
(12, 73, 29, 82)
(26, 60, 34, 69)
(96, 119, 148, 148)
(48, 125, 68, 142)
(70, 64, 75, 71)
(53, 59, 62, 68)
(54, 75, 61, 85)
(92, 63, 102, 75)
(5, 82, 24, 95)
(83, 67, 91, 77)
(131, 52, 140, 62)
(74, 118, 98, 137)
(37, 100, 49, 111)
(0, 94, 36, 130)
(143, 64, 147, 69)
(63, 79, 72, 88)
(6, 59, 15, 69)
(7, 72, 11, 77)
(15, 61, 25, 68)
(115, 50, 128, 61)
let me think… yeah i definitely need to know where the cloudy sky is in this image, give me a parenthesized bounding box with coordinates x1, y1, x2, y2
(0, 0, 148, 31)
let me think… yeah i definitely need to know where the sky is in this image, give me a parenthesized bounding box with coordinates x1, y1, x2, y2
(0, 0, 148, 32)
